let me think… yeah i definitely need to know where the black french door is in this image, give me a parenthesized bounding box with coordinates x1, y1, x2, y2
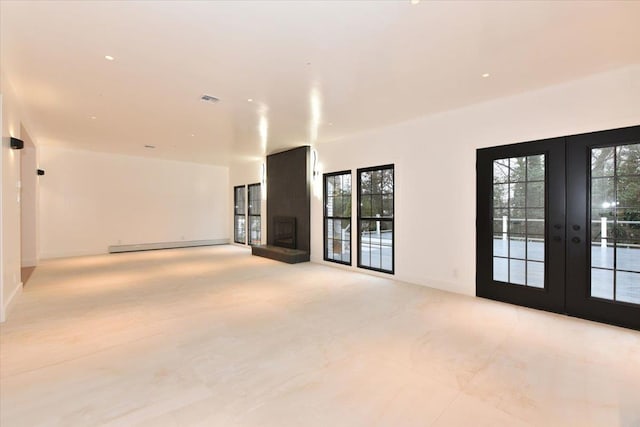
(477, 125, 640, 330)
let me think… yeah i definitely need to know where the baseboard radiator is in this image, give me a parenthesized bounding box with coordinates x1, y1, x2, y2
(108, 239, 229, 254)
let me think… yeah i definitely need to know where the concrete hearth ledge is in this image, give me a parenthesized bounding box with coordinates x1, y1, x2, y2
(251, 245, 310, 264)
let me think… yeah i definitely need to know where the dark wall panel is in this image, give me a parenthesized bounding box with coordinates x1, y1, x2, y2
(267, 146, 311, 253)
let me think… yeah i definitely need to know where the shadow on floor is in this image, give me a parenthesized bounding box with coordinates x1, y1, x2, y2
(21, 266, 36, 286)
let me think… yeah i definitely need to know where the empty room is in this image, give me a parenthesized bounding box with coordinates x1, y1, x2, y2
(1, 1, 639, 426)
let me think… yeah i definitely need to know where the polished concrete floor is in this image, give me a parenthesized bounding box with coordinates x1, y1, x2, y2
(1, 245, 639, 426)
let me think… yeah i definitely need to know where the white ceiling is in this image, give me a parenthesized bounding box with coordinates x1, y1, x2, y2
(2, 1, 639, 165)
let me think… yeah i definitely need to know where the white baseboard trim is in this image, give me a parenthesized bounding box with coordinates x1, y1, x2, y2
(41, 249, 108, 260)
(21, 258, 37, 267)
(109, 239, 229, 253)
(1, 282, 23, 323)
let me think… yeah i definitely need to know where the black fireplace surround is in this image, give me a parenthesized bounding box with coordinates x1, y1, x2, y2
(273, 216, 296, 249)
(251, 146, 311, 264)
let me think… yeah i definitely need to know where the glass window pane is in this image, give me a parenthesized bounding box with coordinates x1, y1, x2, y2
(382, 169, 393, 193)
(591, 215, 614, 246)
(509, 259, 526, 285)
(527, 236, 544, 262)
(342, 196, 352, 217)
(325, 172, 352, 264)
(333, 197, 343, 218)
(526, 215, 545, 235)
(591, 177, 615, 209)
(493, 235, 508, 257)
(591, 268, 614, 300)
(617, 177, 640, 208)
(358, 166, 393, 273)
(370, 170, 382, 194)
(382, 195, 393, 217)
(616, 271, 640, 304)
(361, 195, 372, 217)
(508, 209, 526, 234)
(381, 224, 393, 271)
(591, 243, 614, 269)
(509, 236, 526, 259)
(509, 183, 526, 207)
(333, 219, 341, 239)
(617, 242, 640, 272)
(493, 208, 509, 235)
(527, 261, 544, 288)
(616, 221, 640, 244)
(493, 159, 509, 183)
(493, 257, 508, 282)
(509, 157, 527, 182)
(526, 182, 544, 208)
(493, 184, 509, 208)
(616, 143, 640, 176)
(591, 146, 615, 178)
(527, 155, 545, 181)
(360, 172, 371, 194)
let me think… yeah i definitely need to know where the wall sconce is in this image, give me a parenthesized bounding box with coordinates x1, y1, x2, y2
(10, 137, 24, 150)
(261, 162, 266, 185)
(312, 149, 319, 178)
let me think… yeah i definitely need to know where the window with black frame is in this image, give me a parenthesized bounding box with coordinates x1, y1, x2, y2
(324, 171, 352, 264)
(358, 165, 394, 273)
(248, 183, 261, 245)
(234, 185, 246, 244)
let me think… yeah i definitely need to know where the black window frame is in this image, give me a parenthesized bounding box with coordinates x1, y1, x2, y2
(357, 164, 395, 274)
(323, 170, 352, 266)
(248, 183, 261, 246)
(233, 185, 246, 244)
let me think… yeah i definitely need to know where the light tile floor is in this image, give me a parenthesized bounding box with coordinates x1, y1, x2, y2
(1, 245, 639, 426)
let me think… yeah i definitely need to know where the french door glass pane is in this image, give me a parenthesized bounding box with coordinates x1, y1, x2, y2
(589, 143, 640, 305)
(492, 155, 546, 287)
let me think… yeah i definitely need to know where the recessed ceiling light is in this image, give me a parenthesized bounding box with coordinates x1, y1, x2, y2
(247, 98, 253, 102)
(411, 0, 420, 4)
(201, 94, 220, 103)
(191, 133, 195, 137)
(144, 145, 156, 149)
(328, 122, 333, 126)
(105, 55, 115, 61)
(89, 116, 97, 120)
(482, 73, 490, 78)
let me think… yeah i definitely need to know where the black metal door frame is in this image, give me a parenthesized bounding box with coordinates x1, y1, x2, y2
(477, 125, 640, 330)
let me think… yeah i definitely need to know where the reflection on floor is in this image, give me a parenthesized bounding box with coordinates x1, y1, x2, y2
(1, 246, 639, 426)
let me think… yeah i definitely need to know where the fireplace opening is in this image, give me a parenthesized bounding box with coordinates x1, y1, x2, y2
(273, 216, 296, 249)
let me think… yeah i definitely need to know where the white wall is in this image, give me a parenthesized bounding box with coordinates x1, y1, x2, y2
(20, 125, 38, 267)
(1, 76, 24, 321)
(312, 64, 640, 295)
(230, 65, 640, 296)
(39, 147, 230, 259)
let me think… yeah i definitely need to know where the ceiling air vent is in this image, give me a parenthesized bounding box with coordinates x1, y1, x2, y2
(200, 94, 220, 103)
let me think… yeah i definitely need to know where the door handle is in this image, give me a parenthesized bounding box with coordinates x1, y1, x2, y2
(572, 225, 581, 231)
(572, 236, 581, 244)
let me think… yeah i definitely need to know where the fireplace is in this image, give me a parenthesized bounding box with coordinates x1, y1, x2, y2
(273, 216, 296, 249)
